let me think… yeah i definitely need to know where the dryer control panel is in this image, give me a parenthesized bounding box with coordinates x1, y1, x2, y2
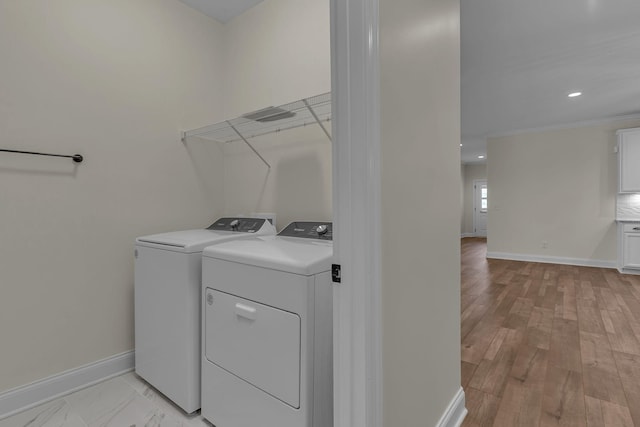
(207, 218, 267, 233)
(278, 221, 333, 240)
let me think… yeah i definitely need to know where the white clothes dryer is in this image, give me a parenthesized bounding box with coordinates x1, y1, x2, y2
(201, 221, 333, 427)
(134, 218, 275, 413)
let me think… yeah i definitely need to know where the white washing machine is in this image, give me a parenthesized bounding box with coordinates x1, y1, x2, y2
(134, 218, 275, 413)
(201, 221, 334, 427)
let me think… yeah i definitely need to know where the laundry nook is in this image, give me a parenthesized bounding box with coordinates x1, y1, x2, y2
(0, 0, 462, 427)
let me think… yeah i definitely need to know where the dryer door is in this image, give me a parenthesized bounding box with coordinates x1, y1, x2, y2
(204, 289, 301, 408)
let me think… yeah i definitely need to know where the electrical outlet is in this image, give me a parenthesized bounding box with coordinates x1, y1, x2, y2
(542, 241, 548, 249)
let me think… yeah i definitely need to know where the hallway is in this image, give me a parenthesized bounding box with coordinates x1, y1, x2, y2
(461, 238, 640, 426)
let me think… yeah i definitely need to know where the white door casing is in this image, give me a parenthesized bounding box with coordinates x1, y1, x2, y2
(473, 180, 487, 237)
(331, 0, 383, 426)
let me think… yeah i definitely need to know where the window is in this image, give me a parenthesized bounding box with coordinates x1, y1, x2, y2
(480, 187, 488, 212)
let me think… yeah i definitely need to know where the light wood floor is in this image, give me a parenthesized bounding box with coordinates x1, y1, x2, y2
(461, 238, 640, 427)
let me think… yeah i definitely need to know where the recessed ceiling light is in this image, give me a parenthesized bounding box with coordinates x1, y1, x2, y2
(478, 155, 485, 159)
(460, 144, 463, 147)
(568, 92, 582, 98)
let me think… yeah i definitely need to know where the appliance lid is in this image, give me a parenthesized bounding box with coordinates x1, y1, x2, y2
(136, 218, 275, 253)
(202, 235, 333, 276)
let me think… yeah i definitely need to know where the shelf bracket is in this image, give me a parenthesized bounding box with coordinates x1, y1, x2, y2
(227, 121, 271, 169)
(303, 99, 332, 142)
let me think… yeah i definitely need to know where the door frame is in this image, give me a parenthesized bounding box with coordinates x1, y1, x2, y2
(331, 0, 383, 426)
(473, 179, 487, 237)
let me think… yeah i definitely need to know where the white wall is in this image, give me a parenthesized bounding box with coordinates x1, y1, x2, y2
(487, 118, 640, 264)
(220, 0, 332, 229)
(380, 0, 462, 425)
(0, 0, 226, 392)
(462, 163, 486, 235)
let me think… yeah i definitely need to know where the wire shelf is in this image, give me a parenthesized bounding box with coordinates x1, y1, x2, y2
(183, 92, 331, 144)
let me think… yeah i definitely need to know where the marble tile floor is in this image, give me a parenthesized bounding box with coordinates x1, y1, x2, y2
(0, 372, 212, 427)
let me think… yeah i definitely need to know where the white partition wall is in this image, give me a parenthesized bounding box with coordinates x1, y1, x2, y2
(331, 0, 464, 426)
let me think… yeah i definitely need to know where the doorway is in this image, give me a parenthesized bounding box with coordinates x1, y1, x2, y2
(473, 179, 487, 237)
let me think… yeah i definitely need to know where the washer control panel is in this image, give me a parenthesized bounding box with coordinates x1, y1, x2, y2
(207, 218, 267, 233)
(278, 221, 333, 240)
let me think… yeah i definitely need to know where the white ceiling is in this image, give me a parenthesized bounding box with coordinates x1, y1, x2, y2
(178, 0, 263, 23)
(461, 0, 640, 163)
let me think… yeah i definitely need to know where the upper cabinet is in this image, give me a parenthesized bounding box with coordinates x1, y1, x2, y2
(618, 127, 640, 193)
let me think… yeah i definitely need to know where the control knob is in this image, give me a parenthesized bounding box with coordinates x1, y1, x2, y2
(316, 224, 329, 235)
(230, 219, 240, 230)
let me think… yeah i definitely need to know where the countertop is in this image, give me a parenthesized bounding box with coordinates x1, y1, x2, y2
(616, 218, 640, 223)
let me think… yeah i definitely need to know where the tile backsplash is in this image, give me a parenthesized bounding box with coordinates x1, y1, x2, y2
(617, 194, 640, 219)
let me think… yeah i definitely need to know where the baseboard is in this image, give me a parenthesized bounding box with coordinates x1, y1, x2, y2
(486, 252, 616, 269)
(619, 267, 640, 276)
(0, 351, 134, 420)
(460, 233, 475, 238)
(436, 387, 467, 427)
